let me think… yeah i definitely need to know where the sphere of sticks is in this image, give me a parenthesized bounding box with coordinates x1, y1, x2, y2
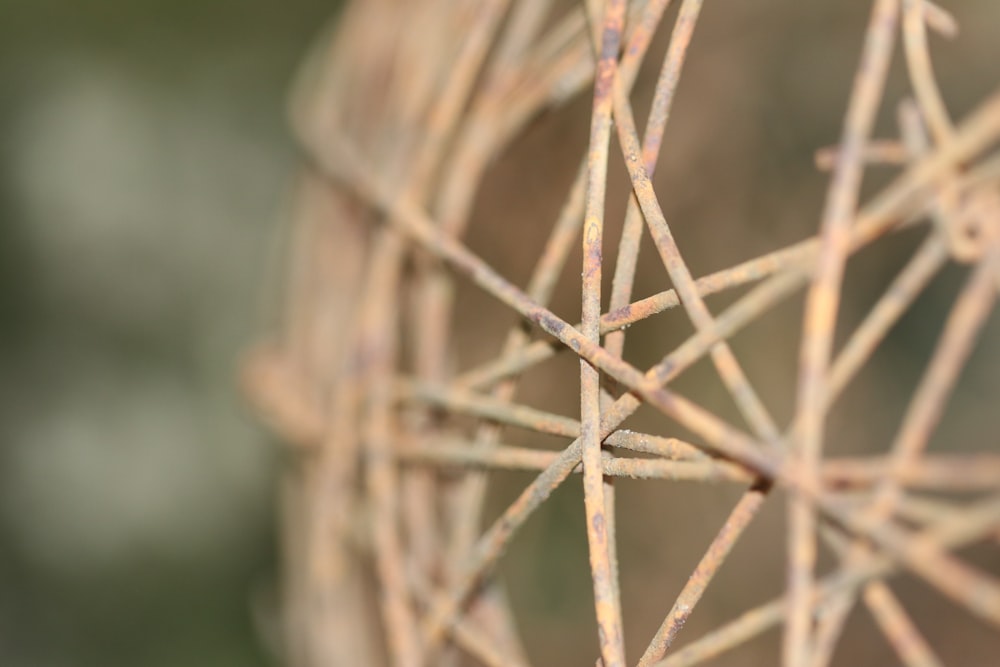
(244, 1, 1000, 666)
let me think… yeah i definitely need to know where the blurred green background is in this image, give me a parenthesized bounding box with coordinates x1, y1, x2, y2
(1, 1, 999, 666)
(0, 2, 342, 665)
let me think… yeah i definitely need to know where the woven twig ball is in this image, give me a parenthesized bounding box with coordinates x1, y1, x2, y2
(244, 1, 1000, 665)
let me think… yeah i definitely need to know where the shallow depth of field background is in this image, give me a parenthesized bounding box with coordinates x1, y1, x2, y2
(1, 2, 999, 666)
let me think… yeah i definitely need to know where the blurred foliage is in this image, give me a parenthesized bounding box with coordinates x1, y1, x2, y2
(0, 2, 341, 665)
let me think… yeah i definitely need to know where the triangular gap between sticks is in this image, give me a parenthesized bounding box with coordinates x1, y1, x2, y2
(821, 226, 936, 461)
(488, 471, 602, 665)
